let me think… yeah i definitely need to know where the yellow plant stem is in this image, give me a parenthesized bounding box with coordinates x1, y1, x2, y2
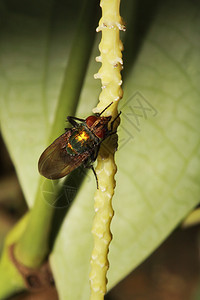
(90, 0, 124, 299)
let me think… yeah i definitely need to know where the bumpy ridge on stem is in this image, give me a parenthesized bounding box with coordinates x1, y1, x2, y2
(89, 0, 125, 299)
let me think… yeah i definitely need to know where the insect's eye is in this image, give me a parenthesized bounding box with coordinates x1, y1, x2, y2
(95, 128, 106, 139)
(86, 115, 98, 127)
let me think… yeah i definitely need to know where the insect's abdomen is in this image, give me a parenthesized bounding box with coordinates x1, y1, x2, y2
(66, 126, 96, 155)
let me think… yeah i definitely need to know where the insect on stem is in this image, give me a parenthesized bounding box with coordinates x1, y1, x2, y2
(38, 103, 120, 188)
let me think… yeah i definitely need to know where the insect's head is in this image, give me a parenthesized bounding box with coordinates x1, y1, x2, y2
(86, 115, 111, 126)
(86, 115, 111, 139)
(86, 102, 113, 128)
(85, 102, 116, 139)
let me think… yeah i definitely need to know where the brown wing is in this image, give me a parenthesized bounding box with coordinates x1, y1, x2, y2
(38, 130, 90, 179)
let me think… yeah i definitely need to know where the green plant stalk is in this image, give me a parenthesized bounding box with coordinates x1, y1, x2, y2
(14, 0, 98, 268)
(0, 214, 29, 298)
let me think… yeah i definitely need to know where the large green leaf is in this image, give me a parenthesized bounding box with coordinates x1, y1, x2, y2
(0, 0, 200, 299)
(0, 0, 81, 205)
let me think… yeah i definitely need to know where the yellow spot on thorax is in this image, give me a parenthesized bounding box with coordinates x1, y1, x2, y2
(76, 130, 89, 142)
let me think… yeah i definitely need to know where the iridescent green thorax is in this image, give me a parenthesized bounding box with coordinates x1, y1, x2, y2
(66, 124, 99, 155)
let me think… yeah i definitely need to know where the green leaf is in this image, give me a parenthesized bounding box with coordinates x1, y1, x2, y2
(0, 0, 200, 299)
(0, 0, 80, 205)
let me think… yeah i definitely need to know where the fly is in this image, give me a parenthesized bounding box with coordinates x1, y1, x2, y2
(38, 103, 120, 188)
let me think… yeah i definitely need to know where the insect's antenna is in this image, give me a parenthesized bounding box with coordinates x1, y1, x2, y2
(110, 111, 121, 132)
(112, 111, 121, 123)
(99, 102, 113, 116)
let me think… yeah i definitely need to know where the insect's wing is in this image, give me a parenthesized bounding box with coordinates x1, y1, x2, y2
(38, 130, 90, 179)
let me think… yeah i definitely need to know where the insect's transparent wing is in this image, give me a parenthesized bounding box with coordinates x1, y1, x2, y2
(38, 130, 90, 179)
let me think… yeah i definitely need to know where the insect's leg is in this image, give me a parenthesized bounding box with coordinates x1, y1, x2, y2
(67, 116, 85, 127)
(107, 131, 117, 137)
(110, 111, 122, 132)
(64, 127, 71, 132)
(83, 149, 100, 189)
(91, 166, 99, 189)
(83, 162, 99, 189)
(90, 145, 100, 162)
